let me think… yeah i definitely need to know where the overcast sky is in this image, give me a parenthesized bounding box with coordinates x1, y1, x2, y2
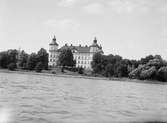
(0, 0, 167, 60)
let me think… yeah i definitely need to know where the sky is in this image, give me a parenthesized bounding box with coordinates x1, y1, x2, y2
(0, 0, 167, 60)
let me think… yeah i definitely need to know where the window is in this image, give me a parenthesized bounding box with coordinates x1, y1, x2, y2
(50, 59, 52, 62)
(78, 56, 80, 59)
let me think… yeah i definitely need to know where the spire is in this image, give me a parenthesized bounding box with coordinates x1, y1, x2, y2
(49, 35, 58, 46)
(93, 37, 97, 43)
(53, 35, 56, 41)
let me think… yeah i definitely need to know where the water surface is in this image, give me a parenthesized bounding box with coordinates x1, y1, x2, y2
(0, 72, 167, 123)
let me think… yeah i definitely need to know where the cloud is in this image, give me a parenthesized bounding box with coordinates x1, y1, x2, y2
(158, 5, 167, 14)
(108, 0, 151, 14)
(44, 18, 80, 31)
(82, 3, 104, 15)
(57, 0, 78, 7)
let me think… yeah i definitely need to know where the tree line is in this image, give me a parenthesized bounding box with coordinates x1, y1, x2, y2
(0, 48, 48, 72)
(0, 48, 167, 82)
(91, 53, 167, 82)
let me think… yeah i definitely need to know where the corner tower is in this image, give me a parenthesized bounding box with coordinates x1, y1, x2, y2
(90, 37, 103, 53)
(49, 35, 58, 51)
(48, 35, 59, 67)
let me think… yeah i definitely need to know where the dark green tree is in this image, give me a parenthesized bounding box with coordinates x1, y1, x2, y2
(157, 67, 167, 82)
(26, 53, 38, 70)
(78, 67, 84, 74)
(57, 48, 75, 72)
(37, 48, 48, 70)
(0, 51, 8, 68)
(0, 49, 18, 68)
(115, 59, 129, 77)
(35, 62, 43, 72)
(91, 52, 105, 74)
(17, 50, 29, 69)
(8, 63, 17, 71)
(140, 55, 154, 64)
(104, 63, 114, 77)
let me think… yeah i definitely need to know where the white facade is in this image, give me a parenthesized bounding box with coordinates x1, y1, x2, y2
(73, 52, 94, 69)
(48, 36, 59, 67)
(48, 36, 103, 70)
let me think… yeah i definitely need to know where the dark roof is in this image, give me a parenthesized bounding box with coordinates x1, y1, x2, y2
(59, 45, 90, 53)
(75, 46, 90, 53)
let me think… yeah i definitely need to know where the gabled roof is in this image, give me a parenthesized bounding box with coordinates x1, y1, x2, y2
(59, 45, 90, 53)
(75, 46, 90, 53)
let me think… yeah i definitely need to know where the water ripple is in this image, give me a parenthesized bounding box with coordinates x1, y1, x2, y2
(0, 72, 167, 123)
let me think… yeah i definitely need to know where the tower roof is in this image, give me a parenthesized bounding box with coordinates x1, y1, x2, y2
(90, 37, 99, 47)
(49, 35, 58, 46)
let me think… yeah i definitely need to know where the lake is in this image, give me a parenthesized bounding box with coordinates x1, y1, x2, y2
(0, 72, 167, 123)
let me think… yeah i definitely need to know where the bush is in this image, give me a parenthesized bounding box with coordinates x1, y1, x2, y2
(157, 67, 167, 82)
(78, 67, 84, 74)
(8, 63, 17, 71)
(35, 62, 43, 72)
(129, 65, 144, 79)
(139, 66, 156, 80)
(147, 59, 162, 69)
(52, 71, 56, 74)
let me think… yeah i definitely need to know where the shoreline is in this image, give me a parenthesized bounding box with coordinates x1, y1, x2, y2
(0, 69, 166, 85)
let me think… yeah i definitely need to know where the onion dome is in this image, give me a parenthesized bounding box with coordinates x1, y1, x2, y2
(90, 37, 99, 47)
(49, 35, 58, 46)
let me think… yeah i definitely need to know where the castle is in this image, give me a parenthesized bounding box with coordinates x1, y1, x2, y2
(48, 36, 103, 70)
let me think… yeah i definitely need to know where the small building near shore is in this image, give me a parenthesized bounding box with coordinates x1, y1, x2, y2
(48, 36, 103, 70)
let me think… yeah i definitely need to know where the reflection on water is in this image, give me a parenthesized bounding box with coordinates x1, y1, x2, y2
(0, 72, 167, 123)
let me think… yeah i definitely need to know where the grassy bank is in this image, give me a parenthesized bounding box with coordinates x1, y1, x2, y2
(0, 68, 166, 85)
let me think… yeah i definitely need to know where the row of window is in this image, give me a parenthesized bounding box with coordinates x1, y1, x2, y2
(76, 60, 91, 64)
(77, 65, 90, 69)
(74, 56, 91, 60)
(50, 55, 57, 58)
(50, 59, 56, 62)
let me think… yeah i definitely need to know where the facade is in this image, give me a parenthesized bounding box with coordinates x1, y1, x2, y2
(48, 36, 103, 70)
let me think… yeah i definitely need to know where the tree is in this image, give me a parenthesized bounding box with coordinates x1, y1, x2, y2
(91, 53, 105, 74)
(107, 54, 122, 65)
(104, 64, 114, 77)
(35, 62, 43, 72)
(26, 53, 38, 70)
(78, 67, 84, 74)
(8, 49, 18, 64)
(0, 49, 18, 68)
(8, 63, 17, 71)
(57, 48, 75, 71)
(37, 48, 48, 70)
(0, 51, 8, 68)
(139, 66, 156, 80)
(157, 67, 167, 82)
(115, 59, 129, 77)
(140, 55, 154, 64)
(17, 50, 29, 69)
(129, 65, 145, 79)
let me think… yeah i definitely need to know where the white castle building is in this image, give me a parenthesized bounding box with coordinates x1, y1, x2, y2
(48, 36, 103, 70)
